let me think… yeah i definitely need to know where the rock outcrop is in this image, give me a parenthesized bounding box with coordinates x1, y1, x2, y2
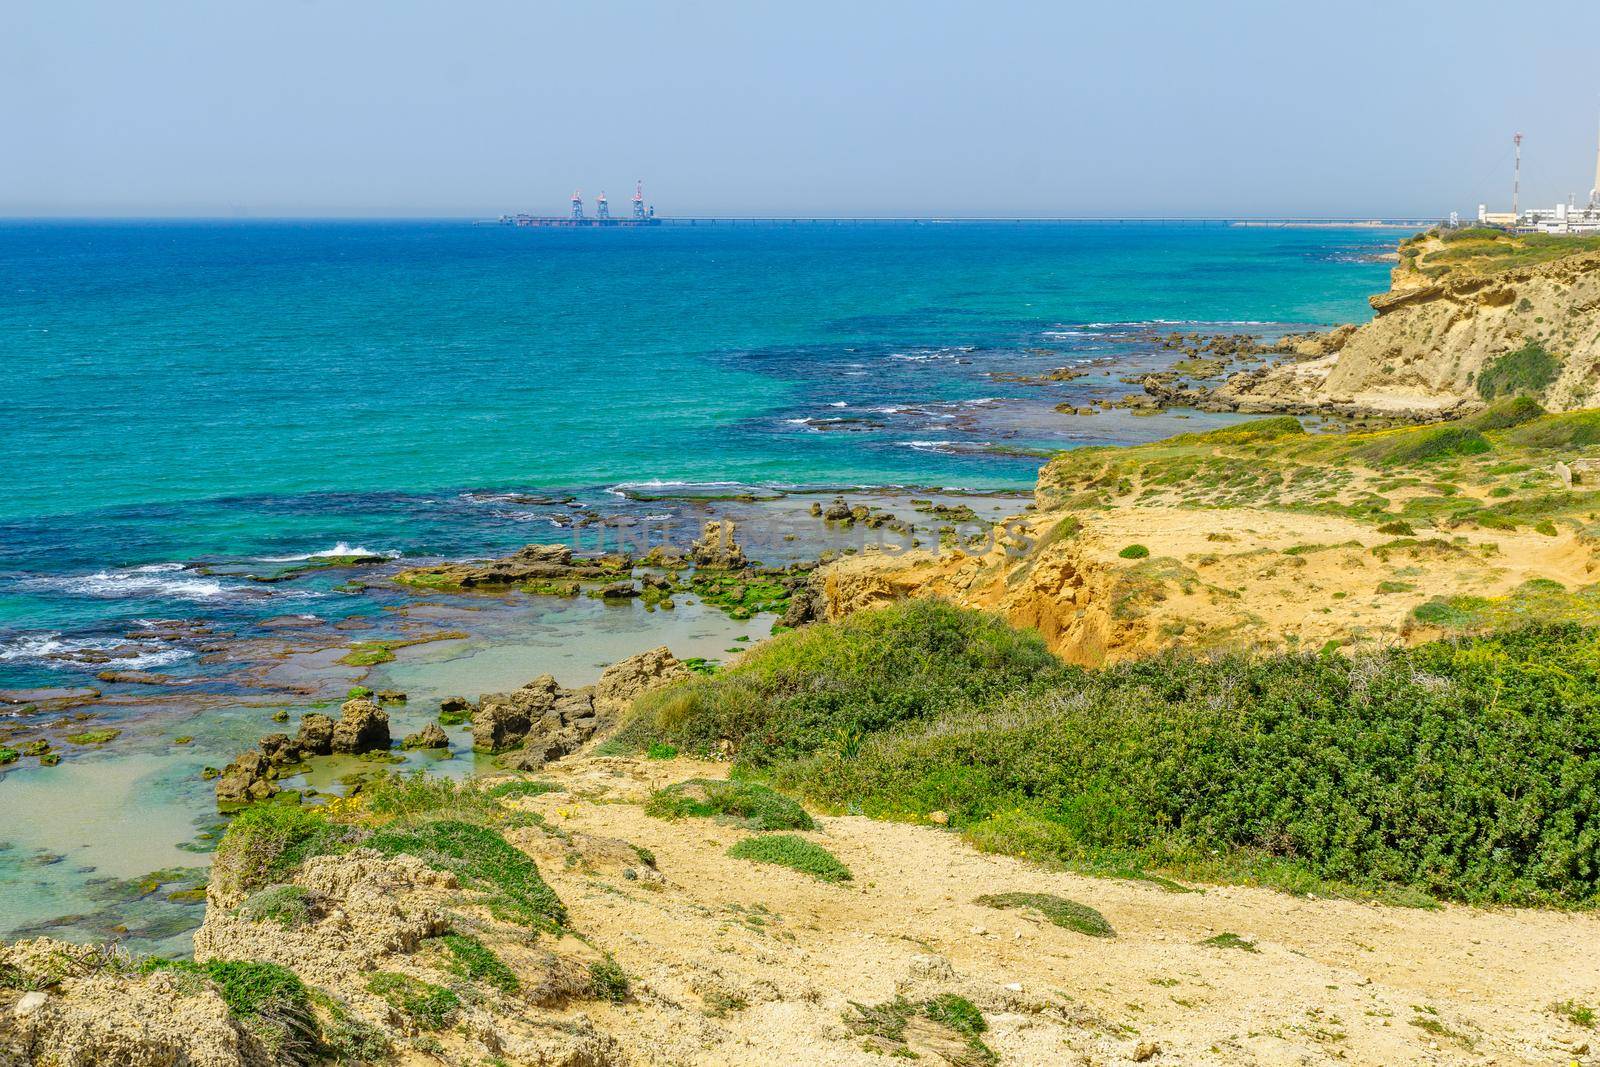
(394, 543, 631, 590)
(0, 939, 266, 1067)
(329, 698, 389, 754)
(1219, 231, 1600, 418)
(688, 520, 747, 569)
(214, 700, 390, 803)
(472, 647, 688, 770)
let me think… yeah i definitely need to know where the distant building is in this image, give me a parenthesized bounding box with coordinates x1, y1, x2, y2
(1476, 121, 1600, 234)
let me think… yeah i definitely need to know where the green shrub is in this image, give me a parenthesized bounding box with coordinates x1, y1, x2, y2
(1359, 425, 1491, 466)
(975, 892, 1114, 937)
(727, 834, 852, 883)
(211, 806, 348, 900)
(1502, 409, 1600, 449)
(437, 933, 518, 994)
(0, 747, 17, 765)
(588, 958, 630, 1002)
(1477, 342, 1561, 400)
(645, 779, 814, 830)
(484, 779, 563, 800)
(846, 994, 994, 1064)
(1201, 932, 1259, 952)
(365, 820, 566, 931)
(1118, 544, 1150, 560)
(621, 600, 1070, 764)
(662, 606, 1600, 906)
(1465, 395, 1544, 430)
(366, 972, 459, 1030)
(238, 885, 314, 928)
(645, 742, 679, 759)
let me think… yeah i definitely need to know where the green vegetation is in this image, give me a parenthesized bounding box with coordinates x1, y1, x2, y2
(620, 600, 1067, 763)
(588, 958, 630, 1002)
(646, 778, 815, 831)
(484, 778, 563, 800)
(0, 747, 16, 765)
(1421, 229, 1600, 275)
(645, 742, 679, 759)
(847, 994, 994, 1065)
(1477, 341, 1561, 400)
(211, 773, 565, 934)
(437, 932, 518, 994)
(974, 892, 1114, 938)
(627, 603, 1600, 906)
(687, 571, 792, 620)
(366, 971, 460, 1030)
(727, 834, 852, 883)
(238, 884, 314, 928)
(1549, 999, 1596, 1028)
(337, 632, 468, 667)
(65, 728, 120, 745)
(437, 706, 471, 726)
(1118, 544, 1150, 559)
(366, 820, 566, 931)
(1200, 932, 1260, 953)
(1464, 395, 1544, 430)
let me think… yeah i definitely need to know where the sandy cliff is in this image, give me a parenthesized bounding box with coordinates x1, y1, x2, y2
(1217, 230, 1600, 418)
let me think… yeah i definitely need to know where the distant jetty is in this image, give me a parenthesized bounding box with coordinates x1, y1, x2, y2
(499, 181, 659, 227)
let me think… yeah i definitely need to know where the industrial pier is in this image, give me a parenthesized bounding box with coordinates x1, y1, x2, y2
(499, 181, 659, 227)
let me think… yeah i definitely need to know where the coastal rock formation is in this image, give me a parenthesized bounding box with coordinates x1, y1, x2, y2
(330, 697, 390, 754)
(401, 722, 450, 750)
(0, 939, 263, 1067)
(592, 645, 689, 719)
(688, 519, 747, 569)
(1219, 231, 1600, 418)
(394, 543, 631, 591)
(814, 408, 1600, 664)
(472, 647, 688, 769)
(214, 700, 390, 803)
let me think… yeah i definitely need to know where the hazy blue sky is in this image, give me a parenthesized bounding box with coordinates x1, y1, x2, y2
(6, 0, 1600, 218)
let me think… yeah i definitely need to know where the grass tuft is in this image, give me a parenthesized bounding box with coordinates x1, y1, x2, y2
(975, 891, 1114, 937)
(646, 778, 814, 831)
(727, 834, 852, 883)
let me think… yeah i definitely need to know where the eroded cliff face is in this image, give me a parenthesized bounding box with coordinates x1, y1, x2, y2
(1219, 232, 1600, 417)
(813, 411, 1600, 666)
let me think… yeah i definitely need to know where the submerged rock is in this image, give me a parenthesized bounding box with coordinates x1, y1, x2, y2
(401, 723, 449, 750)
(394, 543, 631, 590)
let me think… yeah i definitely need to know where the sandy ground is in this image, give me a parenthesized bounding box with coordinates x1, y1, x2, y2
(512, 755, 1600, 1067)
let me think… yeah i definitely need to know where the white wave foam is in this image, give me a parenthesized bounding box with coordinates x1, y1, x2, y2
(255, 542, 397, 562)
(40, 563, 229, 601)
(0, 632, 195, 670)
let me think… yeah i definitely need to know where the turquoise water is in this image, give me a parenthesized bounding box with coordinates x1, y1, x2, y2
(0, 220, 1403, 675)
(0, 220, 1405, 946)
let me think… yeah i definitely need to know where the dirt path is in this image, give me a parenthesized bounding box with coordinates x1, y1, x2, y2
(519, 756, 1600, 1066)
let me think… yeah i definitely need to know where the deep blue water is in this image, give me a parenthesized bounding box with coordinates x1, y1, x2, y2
(1, 220, 1403, 680)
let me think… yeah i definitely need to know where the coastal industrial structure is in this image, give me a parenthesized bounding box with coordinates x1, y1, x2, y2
(1477, 122, 1600, 234)
(500, 180, 659, 227)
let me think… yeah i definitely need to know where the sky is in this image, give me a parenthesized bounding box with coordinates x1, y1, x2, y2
(6, 0, 1600, 219)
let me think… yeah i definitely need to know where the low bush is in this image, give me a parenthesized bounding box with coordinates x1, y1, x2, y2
(366, 820, 566, 931)
(365, 971, 459, 1030)
(1118, 544, 1150, 560)
(437, 932, 518, 994)
(727, 834, 852, 883)
(652, 605, 1600, 905)
(588, 958, 630, 1002)
(645, 779, 814, 830)
(1477, 341, 1560, 400)
(974, 892, 1114, 937)
(621, 600, 1071, 764)
(238, 885, 314, 928)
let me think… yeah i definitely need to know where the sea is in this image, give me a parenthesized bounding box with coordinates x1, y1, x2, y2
(0, 219, 1404, 949)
